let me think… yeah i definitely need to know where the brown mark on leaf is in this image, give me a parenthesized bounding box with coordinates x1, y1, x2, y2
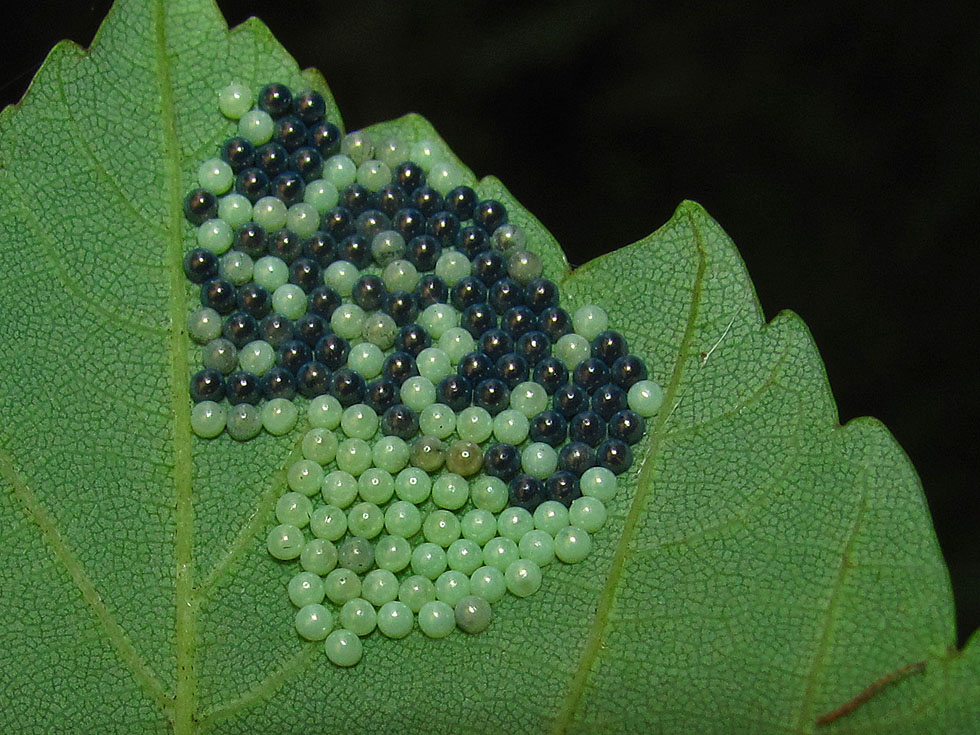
(815, 660, 927, 727)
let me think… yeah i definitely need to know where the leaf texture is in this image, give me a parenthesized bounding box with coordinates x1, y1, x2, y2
(0, 1, 977, 733)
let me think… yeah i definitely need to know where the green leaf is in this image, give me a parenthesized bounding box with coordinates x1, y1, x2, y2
(0, 0, 976, 733)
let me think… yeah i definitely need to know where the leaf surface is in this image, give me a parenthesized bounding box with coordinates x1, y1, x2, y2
(0, 0, 977, 733)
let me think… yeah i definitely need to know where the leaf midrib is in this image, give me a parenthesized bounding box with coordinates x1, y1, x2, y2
(550, 205, 709, 733)
(151, 0, 196, 731)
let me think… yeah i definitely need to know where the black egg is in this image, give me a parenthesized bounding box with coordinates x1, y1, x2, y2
(394, 162, 426, 194)
(297, 361, 332, 398)
(382, 290, 420, 326)
(591, 383, 628, 421)
(515, 330, 551, 365)
(406, 235, 441, 271)
(483, 443, 521, 482)
(190, 368, 226, 403)
(410, 185, 443, 217)
(381, 404, 419, 440)
(426, 210, 460, 247)
(558, 442, 596, 476)
(273, 114, 308, 152)
(572, 357, 611, 394)
(358, 208, 395, 245)
(394, 323, 431, 357)
(501, 306, 538, 339)
(184, 188, 217, 224)
(255, 141, 290, 178)
(494, 353, 528, 388)
(611, 354, 648, 389)
(268, 229, 303, 264)
(596, 438, 633, 475)
(545, 470, 582, 507)
(219, 136, 256, 174)
(352, 274, 387, 311)
(375, 184, 407, 218)
(314, 334, 350, 370)
(234, 167, 269, 203)
(539, 307, 572, 342)
(382, 351, 419, 385)
(271, 171, 305, 206)
(258, 82, 293, 118)
(478, 328, 513, 363)
(591, 330, 629, 364)
(460, 302, 497, 338)
(260, 367, 297, 400)
(365, 378, 399, 414)
(392, 208, 426, 241)
(471, 250, 507, 285)
(532, 357, 568, 394)
(292, 89, 327, 125)
(294, 313, 328, 347)
(553, 383, 589, 418)
(221, 312, 258, 348)
(183, 248, 218, 284)
(508, 474, 546, 512)
(436, 374, 472, 412)
(472, 199, 508, 232)
(457, 351, 496, 384)
(455, 225, 490, 258)
(307, 285, 342, 319)
(303, 231, 337, 267)
(288, 257, 321, 292)
(234, 222, 267, 258)
(569, 410, 606, 447)
(200, 278, 237, 314)
(336, 234, 373, 269)
(308, 121, 341, 157)
(444, 185, 478, 220)
(277, 339, 313, 373)
(258, 313, 294, 348)
(489, 277, 525, 314)
(356, 208, 392, 239)
(525, 278, 560, 313)
(608, 409, 645, 445)
(450, 276, 487, 311)
(225, 371, 261, 405)
(330, 368, 367, 406)
(529, 410, 567, 447)
(473, 378, 510, 415)
(237, 283, 272, 319)
(342, 184, 376, 217)
(414, 274, 449, 308)
(321, 206, 355, 240)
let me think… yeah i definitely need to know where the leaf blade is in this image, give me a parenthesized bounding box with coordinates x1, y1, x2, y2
(0, 1, 976, 733)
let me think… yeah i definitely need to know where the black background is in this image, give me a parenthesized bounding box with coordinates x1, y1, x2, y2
(3, 1, 978, 644)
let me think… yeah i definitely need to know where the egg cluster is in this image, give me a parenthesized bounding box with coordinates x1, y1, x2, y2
(182, 82, 665, 666)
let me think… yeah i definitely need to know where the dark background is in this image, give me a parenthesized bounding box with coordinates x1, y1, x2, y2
(3, 1, 977, 644)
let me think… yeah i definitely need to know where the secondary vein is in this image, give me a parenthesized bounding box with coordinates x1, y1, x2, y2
(795, 448, 872, 729)
(0, 447, 170, 709)
(197, 645, 319, 729)
(550, 205, 709, 733)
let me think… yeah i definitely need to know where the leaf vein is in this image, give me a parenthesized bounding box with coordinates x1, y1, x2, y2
(0, 446, 171, 710)
(197, 439, 300, 595)
(1, 188, 168, 338)
(54, 70, 168, 236)
(197, 645, 319, 729)
(549, 204, 710, 733)
(152, 1, 197, 732)
(794, 446, 872, 729)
